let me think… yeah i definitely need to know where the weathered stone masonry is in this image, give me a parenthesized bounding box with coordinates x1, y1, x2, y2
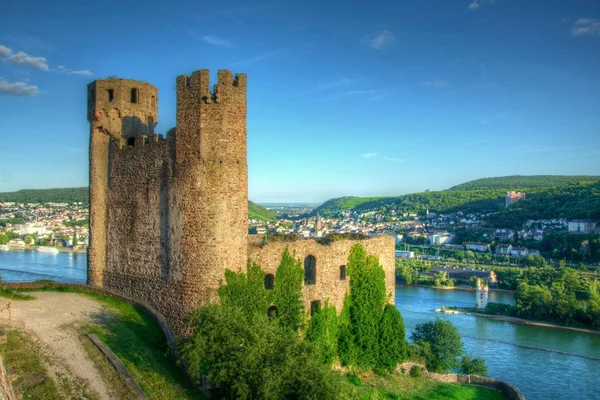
(88, 69, 395, 334)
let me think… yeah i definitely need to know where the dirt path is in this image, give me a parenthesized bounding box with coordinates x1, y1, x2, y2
(0, 291, 113, 399)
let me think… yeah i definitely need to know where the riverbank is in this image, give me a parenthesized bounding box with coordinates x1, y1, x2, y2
(0, 246, 86, 254)
(405, 283, 514, 293)
(435, 307, 600, 336)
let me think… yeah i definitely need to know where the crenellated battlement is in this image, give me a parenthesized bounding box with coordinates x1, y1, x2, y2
(176, 69, 246, 104)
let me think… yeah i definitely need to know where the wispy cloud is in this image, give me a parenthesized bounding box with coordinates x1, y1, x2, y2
(361, 30, 396, 50)
(467, 0, 496, 11)
(526, 144, 597, 153)
(56, 66, 93, 77)
(361, 152, 404, 163)
(186, 29, 233, 46)
(0, 77, 40, 96)
(230, 51, 279, 67)
(468, 0, 480, 10)
(420, 80, 451, 88)
(305, 77, 355, 93)
(571, 18, 600, 37)
(0, 44, 49, 71)
(361, 152, 379, 158)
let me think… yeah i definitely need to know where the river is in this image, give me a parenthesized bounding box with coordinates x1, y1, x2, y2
(396, 285, 600, 400)
(0, 251, 598, 399)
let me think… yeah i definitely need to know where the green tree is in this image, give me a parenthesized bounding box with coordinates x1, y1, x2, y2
(218, 262, 271, 317)
(306, 301, 338, 365)
(0, 234, 8, 245)
(340, 244, 387, 370)
(459, 356, 488, 376)
(377, 304, 407, 369)
(411, 318, 463, 372)
(272, 248, 305, 332)
(72, 231, 78, 247)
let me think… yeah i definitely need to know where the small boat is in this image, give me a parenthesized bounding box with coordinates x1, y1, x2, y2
(0, 245, 8, 252)
(36, 246, 59, 254)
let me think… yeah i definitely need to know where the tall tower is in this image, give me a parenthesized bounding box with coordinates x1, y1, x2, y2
(87, 78, 158, 286)
(170, 69, 248, 302)
(475, 278, 489, 309)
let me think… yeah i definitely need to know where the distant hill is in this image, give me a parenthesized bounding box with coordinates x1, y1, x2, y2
(485, 181, 600, 229)
(248, 201, 277, 222)
(0, 187, 277, 222)
(449, 175, 600, 191)
(0, 187, 89, 204)
(312, 175, 600, 224)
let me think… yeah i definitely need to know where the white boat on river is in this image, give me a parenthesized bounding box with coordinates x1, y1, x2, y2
(36, 246, 59, 254)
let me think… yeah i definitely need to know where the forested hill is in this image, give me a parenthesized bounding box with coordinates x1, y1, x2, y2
(0, 187, 277, 222)
(485, 181, 600, 229)
(314, 190, 507, 217)
(313, 175, 600, 222)
(0, 187, 89, 204)
(448, 175, 600, 191)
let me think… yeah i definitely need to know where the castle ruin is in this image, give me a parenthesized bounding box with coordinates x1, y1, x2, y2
(88, 69, 395, 334)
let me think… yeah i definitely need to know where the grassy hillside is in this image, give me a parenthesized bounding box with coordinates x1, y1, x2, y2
(0, 187, 89, 204)
(248, 201, 277, 222)
(311, 196, 385, 217)
(449, 175, 600, 191)
(0, 188, 277, 222)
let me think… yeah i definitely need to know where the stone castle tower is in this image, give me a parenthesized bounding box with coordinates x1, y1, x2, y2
(88, 70, 248, 331)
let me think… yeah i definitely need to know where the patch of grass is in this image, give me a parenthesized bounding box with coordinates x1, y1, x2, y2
(350, 373, 507, 400)
(74, 293, 203, 400)
(0, 288, 36, 300)
(78, 334, 136, 400)
(2, 329, 65, 400)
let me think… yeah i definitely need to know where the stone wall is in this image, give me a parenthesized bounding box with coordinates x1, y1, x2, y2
(248, 236, 396, 312)
(88, 70, 248, 334)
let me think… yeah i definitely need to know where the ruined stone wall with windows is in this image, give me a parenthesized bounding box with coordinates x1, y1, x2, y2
(248, 236, 396, 313)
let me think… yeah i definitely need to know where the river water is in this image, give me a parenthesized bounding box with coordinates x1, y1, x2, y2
(0, 251, 598, 399)
(396, 285, 600, 400)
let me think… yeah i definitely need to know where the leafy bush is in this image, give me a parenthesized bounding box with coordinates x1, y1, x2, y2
(409, 365, 422, 378)
(459, 356, 488, 376)
(272, 248, 305, 332)
(378, 304, 407, 369)
(411, 318, 463, 372)
(306, 301, 338, 365)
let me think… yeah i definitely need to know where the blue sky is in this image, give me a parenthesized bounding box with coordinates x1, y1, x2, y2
(0, 0, 599, 203)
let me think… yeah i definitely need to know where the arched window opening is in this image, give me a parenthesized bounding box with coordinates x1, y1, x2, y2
(310, 300, 321, 316)
(264, 274, 274, 290)
(107, 89, 114, 102)
(268, 306, 278, 319)
(340, 265, 347, 280)
(127, 137, 135, 146)
(304, 255, 316, 285)
(151, 95, 156, 107)
(131, 88, 139, 103)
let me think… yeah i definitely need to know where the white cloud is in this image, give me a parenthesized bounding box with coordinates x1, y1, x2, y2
(571, 18, 600, 37)
(0, 45, 12, 58)
(362, 30, 396, 50)
(468, 0, 480, 10)
(0, 77, 40, 96)
(202, 35, 233, 46)
(361, 153, 379, 158)
(56, 66, 93, 77)
(383, 156, 404, 163)
(306, 77, 355, 93)
(0, 44, 49, 71)
(230, 51, 279, 66)
(8, 50, 49, 71)
(421, 80, 451, 88)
